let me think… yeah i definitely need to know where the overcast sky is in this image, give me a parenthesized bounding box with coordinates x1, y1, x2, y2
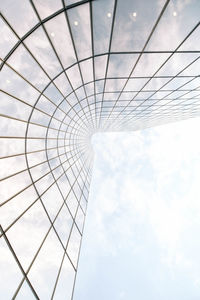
(74, 117, 200, 300)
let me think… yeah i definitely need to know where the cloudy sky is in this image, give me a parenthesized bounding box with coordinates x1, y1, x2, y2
(74, 117, 200, 300)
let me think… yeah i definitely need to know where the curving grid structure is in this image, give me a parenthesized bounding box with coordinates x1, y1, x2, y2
(0, 0, 200, 298)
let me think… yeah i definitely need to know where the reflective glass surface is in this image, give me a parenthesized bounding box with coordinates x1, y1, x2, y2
(0, 0, 200, 299)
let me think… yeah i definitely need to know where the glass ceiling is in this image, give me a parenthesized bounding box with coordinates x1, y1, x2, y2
(0, 0, 200, 299)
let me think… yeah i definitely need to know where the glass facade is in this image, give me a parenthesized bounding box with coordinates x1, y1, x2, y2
(0, 0, 199, 298)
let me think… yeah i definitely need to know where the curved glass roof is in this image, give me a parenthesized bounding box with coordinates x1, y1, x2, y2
(0, 0, 200, 298)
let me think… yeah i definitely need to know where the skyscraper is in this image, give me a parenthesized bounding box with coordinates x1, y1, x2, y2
(0, 0, 200, 298)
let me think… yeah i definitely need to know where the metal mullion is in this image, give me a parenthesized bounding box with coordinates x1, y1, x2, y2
(0, 113, 69, 134)
(0, 136, 74, 140)
(61, 0, 95, 128)
(121, 59, 200, 126)
(12, 196, 74, 299)
(70, 159, 91, 208)
(3, 63, 87, 133)
(67, 158, 87, 211)
(1, 10, 200, 72)
(103, 0, 171, 126)
(121, 66, 199, 124)
(57, 146, 89, 205)
(29, 0, 90, 130)
(45, 96, 82, 215)
(0, 145, 84, 208)
(109, 57, 199, 129)
(1, 17, 89, 132)
(70, 155, 94, 300)
(1, 94, 90, 143)
(0, 143, 69, 160)
(155, 102, 200, 116)
(148, 87, 200, 117)
(106, 22, 200, 126)
(1, 145, 88, 238)
(147, 104, 200, 120)
(97, 0, 118, 127)
(0, 144, 79, 183)
(1, 89, 82, 134)
(0, 225, 40, 299)
(155, 78, 200, 103)
(12, 142, 92, 298)
(0, 115, 87, 143)
(45, 133, 90, 227)
(67, 151, 92, 235)
(11, 147, 92, 298)
(74, 73, 198, 86)
(51, 150, 92, 300)
(89, 0, 98, 129)
(72, 156, 92, 232)
(0, 0, 93, 70)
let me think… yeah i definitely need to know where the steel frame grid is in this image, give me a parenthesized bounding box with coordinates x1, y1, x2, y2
(0, 0, 200, 298)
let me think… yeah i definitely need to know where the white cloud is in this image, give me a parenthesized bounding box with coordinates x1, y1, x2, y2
(75, 117, 200, 299)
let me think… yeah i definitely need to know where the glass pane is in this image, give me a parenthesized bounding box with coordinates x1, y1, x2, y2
(66, 64, 82, 90)
(179, 25, 200, 51)
(15, 281, 35, 299)
(28, 229, 63, 299)
(7, 44, 49, 91)
(45, 13, 76, 68)
(0, 237, 23, 300)
(34, 172, 55, 195)
(53, 254, 75, 300)
(0, 139, 24, 158)
(44, 83, 64, 105)
(0, 154, 26, 182)
(94, 55, 107, 80)
(111, 0, 165, 51)
(0, 91, 32, 120)
(75, 206, 85, 233)
(26, 149, 47, 168)
(180, 57, 200, 77)
(124, 78, 151, 92)
(30, 109, 50, 127)
(143, 77, 170, 91)
(105, 78, 126, 92)
(6, 202, 50, 270)
(0, 186, 38, 230)
(80, 59, 93, 85)
(54, 205, 73, 246)
(66, 190, 79, 217)
(68, 3, 92, 60)
(157, 53, 200, 77)
(57, 175, 71, 199)
(0, 116, 26, 138)
(108, 54, 139, 78)
(65, 0, 81, 5)
(33, 0, 62, 20)
(0, 17, 18, 58)
(0, 65, 39, 105)
(66, 224, 81, 267)
(53, 72, 72, 97)
(36, 95, 57, 115)
(1, 0, 38, 37)
(163, 77, 193, 91)
(147, 0, 200, 51)
(25, 26, 62, 78)
(0, 170, 31, 205)
(93, 0, 114, 55)
(132, 53, 170, 77)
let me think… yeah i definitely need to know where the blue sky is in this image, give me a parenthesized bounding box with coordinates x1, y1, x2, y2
(74, 117, 200, 300)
